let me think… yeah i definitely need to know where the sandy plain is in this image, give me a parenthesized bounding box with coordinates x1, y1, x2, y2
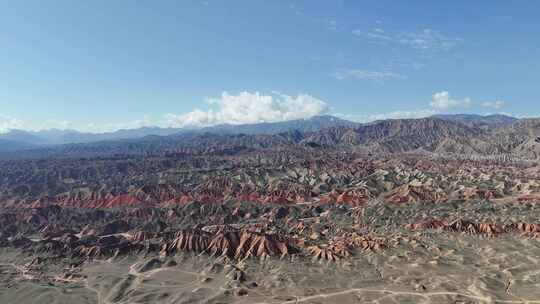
(3, 228, 540, 304)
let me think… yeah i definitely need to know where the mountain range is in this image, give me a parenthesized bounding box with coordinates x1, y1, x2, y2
(0, 115, 358, 149)
(3, 113, 540, 160)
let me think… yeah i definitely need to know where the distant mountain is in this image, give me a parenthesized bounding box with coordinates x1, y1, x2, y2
(492, 118, 540, 159)
(432, 114, 517, 130)
(0, 117, 497, 160)
(0, 115, 359, 147)
(0, 139, 37, 152)
(302, 117, 497, 154)
(200, 115, 360, 135)
(10, 115, 540, 161)
(0, 127, 185, 146)
(0, 129, 50, 145)
(50, 127, 186, 145)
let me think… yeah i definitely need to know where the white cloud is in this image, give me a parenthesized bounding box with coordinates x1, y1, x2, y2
(333, 69, 405, 82)
(430, 91, 472, 110)
(0, 92, 329, 133)
(0, 114, 22, 134)
(481, 100, 505, 110)
(84, 116, 153, 133)
(430, 91, 507, 111)
(335, 109, 437, 123)
(162, 91, 329, 128)
(0, 115, 78, 134)
(32, 119, 73, 131)
(327, 19, 337, 31)
(397, 29, 461, 50)
(352, 29, 392, 42)
(353, 28, 461, 51)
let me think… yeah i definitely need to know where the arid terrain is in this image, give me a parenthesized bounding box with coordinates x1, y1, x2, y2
(4, 0, 540, 302)
(4, 116, 540, 303)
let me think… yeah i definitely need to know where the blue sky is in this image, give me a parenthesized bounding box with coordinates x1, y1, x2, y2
(1, 0, 539, 132)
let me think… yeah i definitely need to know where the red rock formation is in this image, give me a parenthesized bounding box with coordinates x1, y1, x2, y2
(160, 230, 210, 256)
(307, 244, 350, 261)
(158, 228, 295, 260)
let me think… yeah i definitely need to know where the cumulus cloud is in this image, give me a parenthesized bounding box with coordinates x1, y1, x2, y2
(162, 91, 329, 128)
(0, 115, 78, 134)
(0, 92, 329, 133)
(85, 116, 153, 133)
(353, 28, 461, 51)
(333, 69, 405, 82)
(481, 100, 505, 110)
(0, 114, 22, 134)
(430, 91, 507, 111)
(29, 119, 74, 131)
(430, 91, 472, 110)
